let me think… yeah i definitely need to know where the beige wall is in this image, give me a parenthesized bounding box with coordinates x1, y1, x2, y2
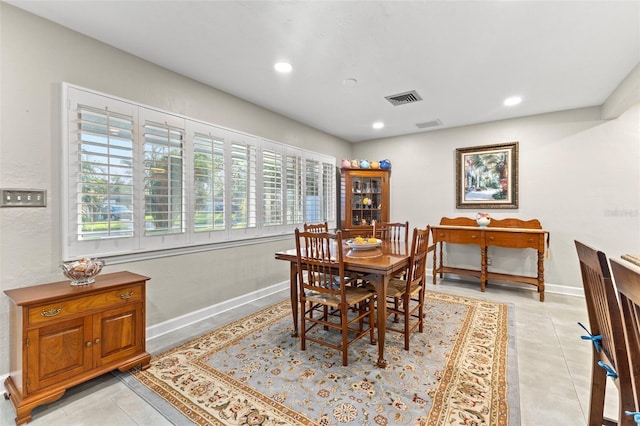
(1, 3, 639, 378)
(354, 104, 640, 290)
(0, 4, 352, 376)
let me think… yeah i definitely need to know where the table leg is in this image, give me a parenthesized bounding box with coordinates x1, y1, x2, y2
(480, 246, 487, 292)
(538, 250, 545, 302)
(373, 273, 389, 368)
(289, 262, 299, 337)
(433, 242, 438, 285)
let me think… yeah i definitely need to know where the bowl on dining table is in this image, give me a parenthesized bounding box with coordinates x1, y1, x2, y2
(346, 238, 382, 250)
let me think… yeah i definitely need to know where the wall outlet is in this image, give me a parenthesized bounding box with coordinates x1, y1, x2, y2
(487, 257, 492, 266)
(0, 189, 47, 207)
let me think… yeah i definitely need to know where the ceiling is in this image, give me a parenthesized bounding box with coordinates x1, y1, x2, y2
(6, 0, 640, 143)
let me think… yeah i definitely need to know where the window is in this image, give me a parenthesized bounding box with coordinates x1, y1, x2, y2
(63, 84, 336, 260)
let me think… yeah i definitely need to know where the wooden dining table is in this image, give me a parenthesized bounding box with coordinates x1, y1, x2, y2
(275, 239, 409, 368)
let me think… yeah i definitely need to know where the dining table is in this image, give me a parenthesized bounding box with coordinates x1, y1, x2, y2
(275, 238, 409, 368)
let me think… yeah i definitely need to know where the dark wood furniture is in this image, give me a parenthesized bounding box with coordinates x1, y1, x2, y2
(375, 221, 409, 242)
(3, 271, 151, 425)
(384, 226, 430, 350)
(294, 229, 376, 366)
(431, 217, 549, 301)
(303, 221, 329, 233)
(610, 257, 640, 414)
(340, 168, 390, 231)
(276, 238, 409, 368)
(574, 242, 636, 426)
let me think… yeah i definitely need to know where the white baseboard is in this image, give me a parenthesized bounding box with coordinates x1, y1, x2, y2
(145, 281, 289, 341)
(426, 269, 584, 298)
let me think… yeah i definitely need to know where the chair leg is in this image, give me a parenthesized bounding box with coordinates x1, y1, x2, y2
(403, 294, 411, 350)
(418, 289, 425, 333)
(300, 300, 307, 351)
(587, 359, 607, 426)
(341, 304, 349, 366)
(368, 297, 376, 345)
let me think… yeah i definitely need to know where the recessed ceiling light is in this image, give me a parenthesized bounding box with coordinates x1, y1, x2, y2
(504, 96, 522, 106)
(372, 122, 384, 129)
(274, 62, 293, 73)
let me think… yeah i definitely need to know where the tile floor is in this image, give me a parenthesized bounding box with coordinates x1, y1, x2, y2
(0, 278, 619, 426)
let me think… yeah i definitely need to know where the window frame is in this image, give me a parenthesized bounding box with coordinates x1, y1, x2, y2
(62, 83, 336, 261)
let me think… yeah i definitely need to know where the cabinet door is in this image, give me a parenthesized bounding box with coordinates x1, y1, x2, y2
(26, 316, 93, 393)
(93, 302, 144, 368)
(341, 170, 389, 229)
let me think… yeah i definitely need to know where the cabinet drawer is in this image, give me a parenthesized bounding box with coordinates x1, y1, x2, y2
(434, 229, 482, 245)
(27, 284, 143, 326)
(485, 231, 541, 249)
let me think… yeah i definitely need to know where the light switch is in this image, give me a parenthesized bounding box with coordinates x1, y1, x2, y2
(1, 189, 47, 207)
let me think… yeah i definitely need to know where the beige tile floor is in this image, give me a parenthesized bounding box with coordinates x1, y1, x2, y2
(0, 278, 618, 426)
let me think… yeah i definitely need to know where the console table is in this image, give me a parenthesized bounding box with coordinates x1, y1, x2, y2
(432, 217, 549, 301)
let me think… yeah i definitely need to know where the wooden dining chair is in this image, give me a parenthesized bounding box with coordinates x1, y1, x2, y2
(574, 241, 637, 426)
(374, 221, 409, 242)
(383, 226, 431, 350)
(610, 258, 640, 415)
(303, 221, 329, 233)
(295, 229, 376, 366)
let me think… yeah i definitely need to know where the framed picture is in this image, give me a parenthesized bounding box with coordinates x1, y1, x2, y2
(456, 142, 519, 209)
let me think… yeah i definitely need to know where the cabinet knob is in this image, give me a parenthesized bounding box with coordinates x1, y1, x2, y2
(471, 235, 477, 239)
(528, 238, 534, 243)
(120, 291, 134, 300)
(94, 338, 100, 344)
(489, 236, 495, 241)
(41, 307, 62, 317)
(86, 341, 92, 347)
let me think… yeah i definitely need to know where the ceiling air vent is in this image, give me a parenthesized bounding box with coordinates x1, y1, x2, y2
(385, 90, 423, 106)
(416, 119, 442, 129)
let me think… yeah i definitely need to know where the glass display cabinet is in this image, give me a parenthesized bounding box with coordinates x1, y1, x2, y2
(340, 169, 390, 231)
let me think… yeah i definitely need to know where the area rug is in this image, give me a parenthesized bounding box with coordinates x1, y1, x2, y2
(119, 291, 519, 425)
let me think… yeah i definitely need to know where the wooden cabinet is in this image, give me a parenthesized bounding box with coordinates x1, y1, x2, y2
(3, 271, 151, 425)
(340, 168, 390, 231)
(432, 217, 549, 301)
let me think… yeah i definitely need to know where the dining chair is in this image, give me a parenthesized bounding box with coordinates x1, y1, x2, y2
(341, 226, 375, 239)
(303, 221, 329, 233)
(610, 258, 640, 415)
(383, 226, 431, 350)
(295, 229, 376, 366)
(574, 241, 637, 426)
(374, 221, 409, 242)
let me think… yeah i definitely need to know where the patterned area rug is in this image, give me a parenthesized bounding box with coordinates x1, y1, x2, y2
(121, 291, 519, 425)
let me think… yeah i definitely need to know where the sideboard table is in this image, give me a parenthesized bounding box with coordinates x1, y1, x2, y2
(3, 271, 151, 425)
(431, 217, 549, 301)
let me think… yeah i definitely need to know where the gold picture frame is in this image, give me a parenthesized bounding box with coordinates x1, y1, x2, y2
(456, 142, 519, 209)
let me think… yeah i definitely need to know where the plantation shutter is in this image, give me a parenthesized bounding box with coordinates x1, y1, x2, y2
(143, 121, 185, 235)
(322, 162, 336, 223)
(286, 154, 304, 225)
(305, 159, 321, 223)
(262, 148, 283, 226)
(230, 140, 257, 230)
(76, 105, 134, 240)
(193, 132, 226, 232)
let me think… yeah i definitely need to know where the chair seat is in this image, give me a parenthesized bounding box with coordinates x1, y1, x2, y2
(305, 286, 374, 308)
(388, 278, 422, 299)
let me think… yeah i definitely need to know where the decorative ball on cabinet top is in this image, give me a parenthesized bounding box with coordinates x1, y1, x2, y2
(369, 160, 380, 169)
(379, 159, 391, 170)
(359, 159, 370, 169)
(350, 159, 360, 168)
(341, 159, 351, 168)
